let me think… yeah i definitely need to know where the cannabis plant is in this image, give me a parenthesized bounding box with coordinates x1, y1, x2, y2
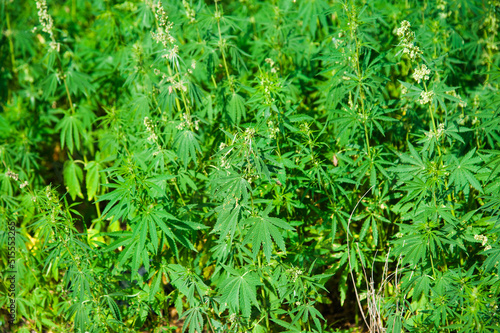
(1, 0, 499, 332)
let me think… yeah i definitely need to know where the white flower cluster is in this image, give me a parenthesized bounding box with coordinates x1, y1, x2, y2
(458, 114, 468, 125)
(267, 120, 280, 139)
(436, 123, 445, 137)
(419, 90, 434, 105)
(287, 267, 303, 283)
(34, 0, 59, 51)
(265, 58, 278, 73)
(246, 173, 260, 184)
(143, 117, 159, 143)
(176, 113, 199, 131)
(244, 127, 255, 141)
(6, 170, 19, 181)
(163, 74, 187, 95)
(35, 0, 54, 38)
(396, 20, 422, 61)
(474, 234, 488, 246)
(160, 44, 180, 69)
(6, 170, 29, 189)
(437, 0, 450, 19)
(396, 20, 411, 40)
(182, 0, 196, 23)
(412, 64, 431, 84)
(153, 68, 165, 79)
(332, 32, 345, 49)
(437, 0, 447, 11)
(474, 234, 492, 251)
(152, 2, 175, 47)
(427, 123, 445, 139)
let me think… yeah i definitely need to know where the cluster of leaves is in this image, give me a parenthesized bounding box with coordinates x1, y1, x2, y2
(1, 0, 499, 332)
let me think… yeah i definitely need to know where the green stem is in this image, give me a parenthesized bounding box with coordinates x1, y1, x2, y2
(206, 313, 215, 333)
(95, 201, 101, 219)
(173, 180, 186, 206)
(5, 10, 16, 74)
(63, 77, 76, 114)
(215, 2, 234, 94)
(364, 123, 371, 156)
(257, 255, 270, 331)
(429, 249, 437, 277)
(351, 12, 371, 158)
(423, 81, 441, 157)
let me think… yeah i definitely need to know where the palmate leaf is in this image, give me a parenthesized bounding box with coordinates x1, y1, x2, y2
(482, 247, 500, 276)
(394, 231, 427, 266)
(55, 110, 84, 154)
(366, 105, 397, 137)
(271, 318, 303, 333)
(448, 149, 483, 194)
(103, 232, 143, 276)
(212, 171, 251, 202)
(65, 68, 95, 97)
(168, 264, 209, 306)
(105, 295, 122, 321)
(104, 208, 205, 277)
(41, 72, 58, 98)
(242, 206, 295, 262)
(412, 274, 431, 300)
(290, 301, 325, 333)
(181, 306, 204, 333)
(67, 300, 90, 333)
(147, 208, 205, 256)
(174, 130, 201, 168)
(98, 178, 137, 222)
(228, 93, 246, 125)
(212, 201, 241, 244)
(298, 0, 329, 37)
(220, 265, 261, 318)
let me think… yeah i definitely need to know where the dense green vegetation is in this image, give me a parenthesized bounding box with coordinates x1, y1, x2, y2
(1, 0, 500, 332)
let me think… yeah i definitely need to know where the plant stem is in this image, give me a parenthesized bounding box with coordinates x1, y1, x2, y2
(173, 180, 186, 206)
(423, 81, 441, 157)
(5, 9, 17, 74)
(63, 77, 76, 114)
(215, 1, 234, 94)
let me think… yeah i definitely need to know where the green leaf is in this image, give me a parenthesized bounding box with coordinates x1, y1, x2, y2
(85, 160, 101, 201)
(181, 307, 204, 333)
(220, 266, 261, 318)
(228, 93, 246, 125)
(106, 295, 122, 321)
(55, 110, 84, 154)
(66, 69, 95, 97)
(63, 159, 84, 200)
(41, 72, 58, 99)
(212, 202, 241, 244)
(243, 207, 295, 262)
(175, 130, 201, 168)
